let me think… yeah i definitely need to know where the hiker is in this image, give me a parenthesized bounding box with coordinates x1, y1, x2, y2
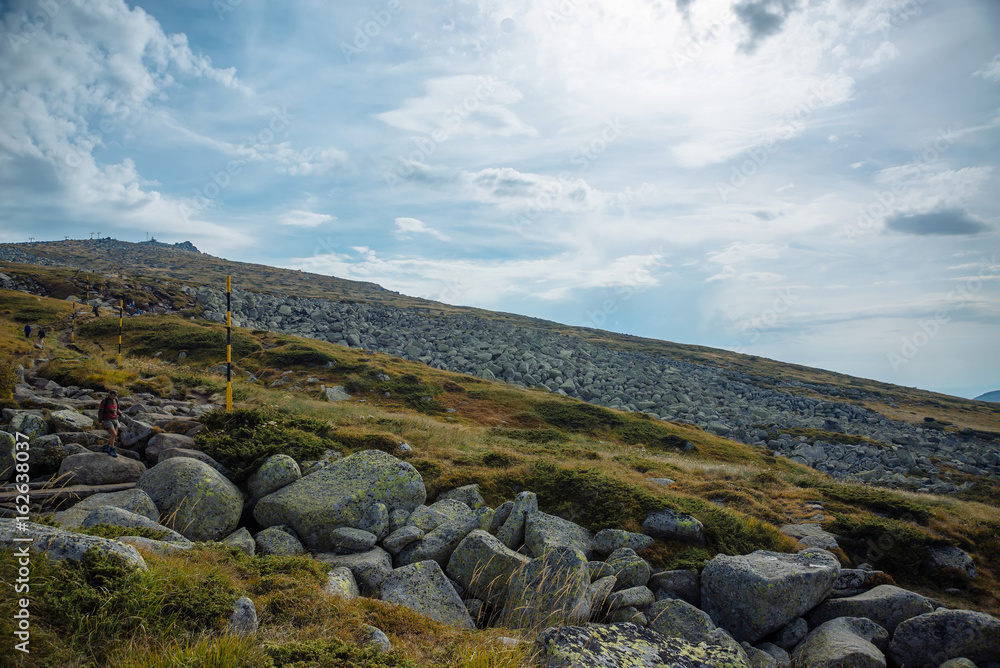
(92, 304, 100, 317)
(23, 324, 31, 339)
(98, 389, 120, 457)
(36, 328, 46, 349)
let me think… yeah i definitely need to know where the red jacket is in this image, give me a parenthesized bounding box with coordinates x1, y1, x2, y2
(98, 396, 119, 421)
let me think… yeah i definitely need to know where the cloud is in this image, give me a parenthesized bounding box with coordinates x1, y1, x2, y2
(273, 146, 350, 176)
(279, 210, 335, 227)
(973, 54, 1000, 82)
(885, 209, 990, 236)
(733, 0, 799, 52)
(394, 217, 450, 241)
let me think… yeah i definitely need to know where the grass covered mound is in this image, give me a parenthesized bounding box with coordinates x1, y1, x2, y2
(79, 316, 262, 364)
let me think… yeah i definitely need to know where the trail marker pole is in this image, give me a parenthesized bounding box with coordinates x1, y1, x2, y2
(118, 299, 123, 367)
(70, 297, 76, 342)
(226, 275, 233, 413)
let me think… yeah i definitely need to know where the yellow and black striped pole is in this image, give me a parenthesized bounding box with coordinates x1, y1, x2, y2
(118, 299, 123, 367)
(226, 275, 233, 413)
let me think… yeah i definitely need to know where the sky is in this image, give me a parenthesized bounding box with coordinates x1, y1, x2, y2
(1, 0, 998, 399)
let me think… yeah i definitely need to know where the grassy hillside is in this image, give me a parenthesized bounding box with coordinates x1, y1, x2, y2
(1, 286, 999, 667)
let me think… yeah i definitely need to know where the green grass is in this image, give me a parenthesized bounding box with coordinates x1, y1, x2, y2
(78, 524, 170, 541)
(258, 342, 343, 368)
(262, 638, 416, 667)
(79, 316, 262, 363)
(823, 512, 952, 577)
(798, 479, 934, 524)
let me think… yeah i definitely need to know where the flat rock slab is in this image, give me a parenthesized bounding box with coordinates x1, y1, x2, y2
(58, 452, 147, 486)
(380, 560, 474, 629)
(534, 622, 751, 668)
(701, 548, 840, 644)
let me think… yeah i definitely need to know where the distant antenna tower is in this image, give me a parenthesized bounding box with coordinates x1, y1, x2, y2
(90, 233, 97, 240)
(28, 237, 35, 245)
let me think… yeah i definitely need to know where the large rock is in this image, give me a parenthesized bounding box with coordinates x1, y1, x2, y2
(247, 454, 301, 503)
(53, 488, 159, 528)
(221, 527, 255, 556)
(806, 584, 934, 634)
(791, 617, 889, 668)
(534, 622, 751, 668)
(254, 527, 305, 556)
(888, 609, 1000, 668)
(383, 525, 423, 555)
(136, 457, 243, 542)
(437, 484, 486, 510)
(447, 529, 530, 607)
(325, 567, 359, 600)
(49, 409, 95, 431)
(157, 448, 230, 476)
(0, 519, 146, 570)
(82, 506, 189, 543)
(701, 548, 841, 643)
(144, 433, 196, 463)
(495, 491, 537, 549)
(642, 507, 705, 543)
(646, 597, 717, 644)
(9, 412, 48, 441)
(924, 546, 977, 580)
(780, 524, 839, 551)
(120, 420, 155, 448)
(605, 547, 652, 590)
(58, 452, 147, 486)
(524, 510, 594, 558)
(501, 545, 591, 631)
(315, 547, 393, 596)
(380, 560, 475, 629)
(396, 514, 479, 568)
(649, 569, 700, 607)
(118, 536, 194, 556)
(228, 597, 258, 635)
(593, 528, 654, 554)
(254, 450, 425, 552)
(28, 436, 90, 476)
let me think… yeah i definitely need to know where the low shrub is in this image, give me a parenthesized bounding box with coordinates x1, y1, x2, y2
(0, 358, 16, 400)
(490, 427, 565, 443)
(535, 401, 624, 432)
(614, 420, 687, 451)
(824, 512, 951, 578)
(260, 343, 341, 368)
(263, 638, 416, 667)
(801, 480, 934, 524)
(78, 524, 169, 541)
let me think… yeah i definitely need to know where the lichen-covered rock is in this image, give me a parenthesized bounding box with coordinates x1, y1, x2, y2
(606, 585, 655, 610)
(490, 500, 514, 533)
(397, 514, 479, 568)
(9, 412, 48, 441)
(496, 491, 537, 549)
(701, 548, 840, 643)
(228, 597, 258, 635)
(534, 622, 751, 668)
(605, 547, 652, 590)
(325, 567, 359, 600)
(807, 584, 934, 634)
(447, 529, 530, 607)
(888, 610, 1000, 668)
(779, 524, 839, 551)
(254, 450, 425, 552)
(58, 452, 147, 486)
(53, 488, 159, 528)
(359, 502, 389, 540)
(383, 525, 424, 555)
(406, 504, 450, 532)
(830, 568, 894, 598)
(587, 575, 617, 616)
(607, 606, 648, 625)
(755, 642, 791, 668)
(650, 569, 700, 607)
(361, 624, 391, 653)
(524, 510, 594, 559)
(315, 547, 393, 596)
(501, 545, 591, 631)
(21, 435, 89, 476)
(157, 448, 230, 476)
(221, 527, 255, 556)
(924, 546, 977, 580)
(0, 519, 146, 570)
(643, 507, 705, 543)
(742, 642, 778, 668)
(254, 527, 305, 556)
(593, 528, 654, 554)
(120, 420, 155, 448)
(248, 454, 301, 503)
(329, 527, 378, 553)
(646, 597, 717, 644)
(137, 457, 243, 542)
(380, 560, 475, 629)
(49, 409, 95, 432)
(437, 484, 486, 510)
(82, 506, 189, 543)
(144, 432, 196, 463)
(936, 659, 978, 668)
(791, 617, 889, 668)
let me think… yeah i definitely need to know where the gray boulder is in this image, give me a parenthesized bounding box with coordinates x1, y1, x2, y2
(49, 409, 94, 431)
(144, 433, 196, 463)
(406, 504, 450, 532)
(780, 524, 839, 551)
(396, 514, 479, 568)
(9, 412, 48, 441)
(605, 547, 652, 590)
(361, 624, 391, 653)
(20, 435, 88, 476)
(383, 525, 424, 555)
(221, 527, 255, 556)
(605, 586, 655, 610)
(756, 642, 791, 668)
(82, 506, 189, 543)
(888, 610, 1000, 668)
(254, 527, 305, 556)
(323, 385, 350, 402)
(791, 617, 888, 668)
(490, 500, 514, 533)
(136, 457, 243, 542)
(649, 569, 700, 606)
(118, 536, 194, 556)
(501, 545, 591, 631)
(437, 483, 486, 509)
(807, 584, 934, 634)
(701, 548, 840, 643)
(58, 452, 147, 486)
(447, 529, 530, 607)
(0, 519, 146, 571)
(643, 507, 705, 543)
(924, 546, 977, 580)
(325, 567, 359, 600)
(247, 454, 301, 503)
(315, 547, 393, 596)
(380, 560, 475, 629)
(524, 510, 594, 558)
(593, 528, 654, 554)
(329, 527, 378, 553)
(647, 597, 717, 644)
(228, 597, 258, 635)
(157, 448, 230, 476)
(774, 617, 808, 651)
(534, 623, 751, 668)
(120, 420, 155, 448)
(495, 491, 537, 549)
(53, 488, 159, 528)
(254, 450, 425, 552)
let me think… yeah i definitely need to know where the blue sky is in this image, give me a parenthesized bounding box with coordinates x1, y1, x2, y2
(1, 0, 998, 398)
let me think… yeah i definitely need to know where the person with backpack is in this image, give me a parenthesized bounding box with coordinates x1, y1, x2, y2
(98, 389, 120, 457)
(23, 324, 31, 339)
(36, 328, 46, 349)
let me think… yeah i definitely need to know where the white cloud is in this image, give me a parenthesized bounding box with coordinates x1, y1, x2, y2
(279, 210, 335, 227)
(394, 217, 450, 241)
(873, 165, 993, 215)
(973, 54, 1000, 82)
